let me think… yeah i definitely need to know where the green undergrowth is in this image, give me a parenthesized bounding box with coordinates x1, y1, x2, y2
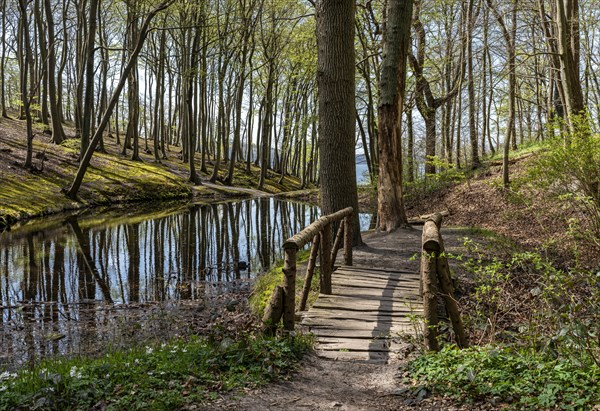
(487, 139, 544, 162)
(249, 249, 317, 317)
(409, 345, 600, 410)
(0, 333, 312, 411)
(407, 231, 600, 410)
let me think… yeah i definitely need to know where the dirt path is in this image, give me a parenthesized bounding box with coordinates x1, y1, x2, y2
(214, 227, 490, 411)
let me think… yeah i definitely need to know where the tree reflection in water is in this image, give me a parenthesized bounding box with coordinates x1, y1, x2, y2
(0, 198, 374, 369)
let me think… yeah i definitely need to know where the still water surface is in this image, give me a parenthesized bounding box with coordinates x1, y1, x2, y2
(0, 198, 373, 368)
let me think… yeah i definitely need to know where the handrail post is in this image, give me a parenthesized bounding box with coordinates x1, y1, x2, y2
(343, 213, 353, 266)
(320, 223, 333, 295)
(282, 245, 298, 331)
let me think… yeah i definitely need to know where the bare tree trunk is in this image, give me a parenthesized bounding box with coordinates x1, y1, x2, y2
(377, 0, 412, 232)
(18, 0, 34, 168)
(0, 0, 7, 118)
(316, 0, 361, 244)
(43, 0, 66, 143)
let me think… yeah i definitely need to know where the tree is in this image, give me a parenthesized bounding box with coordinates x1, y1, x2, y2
(410, 0, 465, 175)
(486, 0, 517, 187)
(555, 0, 585, 122)
(65, 1, 172, 200)
(377, 0, 412, 232)
(0, 0, 8, 119)
(43, 0, 67, 143)
(17, 0, 34, 168)
(316, 0, 361, 244)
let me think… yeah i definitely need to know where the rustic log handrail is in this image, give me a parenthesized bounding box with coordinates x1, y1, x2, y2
(263, 207, 354, 332)
(420, 212, 468, 351)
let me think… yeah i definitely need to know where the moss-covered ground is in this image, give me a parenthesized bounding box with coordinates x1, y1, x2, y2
(0, 116, 312, 229)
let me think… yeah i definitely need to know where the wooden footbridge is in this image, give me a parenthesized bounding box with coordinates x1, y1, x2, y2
(262, 208, 466, 364)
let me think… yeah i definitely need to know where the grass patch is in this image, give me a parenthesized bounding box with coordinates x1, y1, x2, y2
(249, 249, 316, 317)
(0, 333, 312, 411)
(408, 345, 600, 410)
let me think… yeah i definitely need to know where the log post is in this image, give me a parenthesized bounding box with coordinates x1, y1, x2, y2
(262, 285, 284, 335)
(320, 223, 333, 295)
(421, 217, 441, 351)
(282, 246, 297, 331)
(421, 249, 439, 351)
(436, 237, 469, 348)
(330, 222, 345, 269)
(343, 214, 353, 266)
(299, 234, 321, 311)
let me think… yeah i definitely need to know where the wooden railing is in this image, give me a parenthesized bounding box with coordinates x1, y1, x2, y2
(420, 212, 468, 350)
(262, 207, 354, 332)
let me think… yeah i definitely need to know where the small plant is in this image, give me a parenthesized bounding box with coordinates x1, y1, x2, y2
(408, 345, 600, 410)
(405, 156, 466, 203)
(0, 332, 312, 410)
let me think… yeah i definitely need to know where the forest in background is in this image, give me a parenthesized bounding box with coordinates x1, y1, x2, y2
(0, 0, 598, 192)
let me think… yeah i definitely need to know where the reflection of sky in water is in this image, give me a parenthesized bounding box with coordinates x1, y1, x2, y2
(0, 199, 374, 310)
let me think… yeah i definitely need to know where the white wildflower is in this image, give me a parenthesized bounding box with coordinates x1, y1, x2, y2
(69, 366, 82, 379)
(0, 386, 6, 392)
(145, 346, 153, 355)
(0, 371, 16, 381)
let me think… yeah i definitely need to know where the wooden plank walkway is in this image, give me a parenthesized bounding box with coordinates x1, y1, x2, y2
(300, 265, 422, 364)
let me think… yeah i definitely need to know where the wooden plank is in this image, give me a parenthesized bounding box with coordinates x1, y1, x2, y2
(315, 338, 396, 352)
(336, 265, 418, 275)
(318, 294, 419, 305)
(306, 307, 422, 318)
(333, 273, 421, 285)
(317, 293, 420, 303)
(334, 268, 419, 279)
(312, 300, 421, 312)
(330, 281, 419, 292)
(302, 317, 417, 329)
(306, 328, 398, 339)
(334, 273, 418, 282)
(314, 349, 397, 363)
(323, 289, 420, 300)
(333, 274, 420, 285)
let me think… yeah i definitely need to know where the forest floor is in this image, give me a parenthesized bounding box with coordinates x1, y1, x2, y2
(0, 115, 314, 230)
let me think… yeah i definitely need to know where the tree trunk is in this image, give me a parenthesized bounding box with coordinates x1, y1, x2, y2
(377, 0, 412, 232)
(316, 0, 362, 245)
(44, 0, 66, 143)
(17, 0, 34, 168)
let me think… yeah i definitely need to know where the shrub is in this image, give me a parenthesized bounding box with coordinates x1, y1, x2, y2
(529, 115, 600, 250)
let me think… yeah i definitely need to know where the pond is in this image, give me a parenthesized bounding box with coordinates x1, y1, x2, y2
(0, 198, 374, 369)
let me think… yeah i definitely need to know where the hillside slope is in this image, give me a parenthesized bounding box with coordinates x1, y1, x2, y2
(0, 117, 307, 229)
(405, 156, 598, 269)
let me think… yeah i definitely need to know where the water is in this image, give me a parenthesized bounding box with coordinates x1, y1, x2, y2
(0, 198, 374, 368)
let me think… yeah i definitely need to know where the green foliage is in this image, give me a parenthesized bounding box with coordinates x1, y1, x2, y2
(528, 115, 600, 250)
(405, 156, 465, 202)
(409, 237, 600, 409)
(0, 333, 311, 411)
(409, 345, 600, 410)
(460, 239, 600, 363)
